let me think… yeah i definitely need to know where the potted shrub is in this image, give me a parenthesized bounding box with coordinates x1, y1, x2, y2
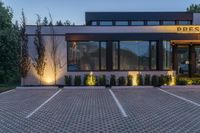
(65, 75, 72, 86)
(74, 75, 81, 86)
(136, 74, 143, 85)
(127, 75, 133, 86)
(144, 74, 150, 86)
(110, 75, 116, 86)
(118, 76, 126, 86)
(98, 75, 106, 86)
(151, 75, 159, 87)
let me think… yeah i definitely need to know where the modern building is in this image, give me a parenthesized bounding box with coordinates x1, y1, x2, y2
(25, 12, 200, 85)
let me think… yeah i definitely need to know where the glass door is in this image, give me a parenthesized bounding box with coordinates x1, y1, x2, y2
(177, 46, 189, 74)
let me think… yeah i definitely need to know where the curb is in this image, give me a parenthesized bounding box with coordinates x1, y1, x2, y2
(111, 86, 154, 89)
(63, 86, 106, 89)
(160, 85, 200, 89)
(16, 86, 59, 89)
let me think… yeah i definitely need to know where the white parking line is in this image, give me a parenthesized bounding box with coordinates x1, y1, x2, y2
(158, 88, 200, 107)
(26, 89, 62, 118)
(0, 89, 15, 96)
(109, 89, 128, 117)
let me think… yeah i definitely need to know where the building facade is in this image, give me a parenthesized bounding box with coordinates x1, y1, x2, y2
(25, 12, 200, 85)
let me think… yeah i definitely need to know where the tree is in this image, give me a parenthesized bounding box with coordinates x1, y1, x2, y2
(48, 13, 66, 85)
(20, 9, 31, 84)
(42, 17, 48, 26)
(63, 20, 71, 26)
(187, 4, 200, 13)
(56, 20, 63, 26)
(0, 1, 20, 84)
(33, 15, 46, 85)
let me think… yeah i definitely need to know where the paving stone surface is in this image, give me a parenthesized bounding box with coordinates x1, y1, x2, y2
(0, 88, 200, 132)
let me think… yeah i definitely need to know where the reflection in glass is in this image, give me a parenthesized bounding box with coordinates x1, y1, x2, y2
(150, 41, 157, 69)
(195, 47, 200, 74)
(131, 21, 145, 26)
(112, 42, 119, 70)
(120, 41, 149, 70)
(68, 41, 99, 71)
(163, 21, 175, 25)
(99, 21, 113, 26)
(147, 21, 160, 25)
(100, 42, 107, 70)
(178, 21, 191, 25)
(163, 41, 172, 70)
(115, 21, 128, 26)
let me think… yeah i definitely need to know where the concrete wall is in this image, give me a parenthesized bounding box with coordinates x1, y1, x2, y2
(22, 35, 67, 86)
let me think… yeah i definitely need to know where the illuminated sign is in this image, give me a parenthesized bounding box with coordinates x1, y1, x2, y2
(177, 26, 200, 33)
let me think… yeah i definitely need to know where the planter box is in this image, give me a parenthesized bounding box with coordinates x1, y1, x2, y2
(160, 85, 200, 89)
(16, 86, 58, 89)
(63, 86, 106, 89)
(111, 86, 154, 89)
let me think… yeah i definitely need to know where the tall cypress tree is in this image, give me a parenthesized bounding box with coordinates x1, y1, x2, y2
(33, 15, 46, 85)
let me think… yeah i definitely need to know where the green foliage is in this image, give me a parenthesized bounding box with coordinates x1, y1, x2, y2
(118, 76, 126, 86)
(0, 1, 20, 84)
(33, 15, 46, 84)
(151, 75, 159, 87)
(144, 74, 151, 86)
(98, 75, 106, 86)
(74, 75, 81, 86)
(187, 4, 200, 13)
(159, 75, 165, 86)
(136, 74, 143, 85)
(20, 10, 31, 78)
(86, 74, 97, 86)
(176, 77, 200, 85)
(42, 17, 48, 26)
(64, 75, 72, 86)
(110, 75, 116, 86)
(127, 75, 133, 86)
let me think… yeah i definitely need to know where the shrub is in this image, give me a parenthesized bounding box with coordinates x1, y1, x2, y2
(144, 74, 150, 86)
(151, 75, 159, 87)
(136, 74, 143, 85)
(110, 75, 116, 86)
(98, 75, 106, 86)
(127, 75, 133, 86)
(84, 74, 97, 86)
(74, 75, 81, 86)
(159, 75, 165, 86)
(64, 75, 72, 86)
(118, 76, 126, 86)
(83, 74, 88, 86)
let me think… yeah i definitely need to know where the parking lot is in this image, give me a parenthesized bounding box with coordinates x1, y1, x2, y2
(1, 87, 200, 133)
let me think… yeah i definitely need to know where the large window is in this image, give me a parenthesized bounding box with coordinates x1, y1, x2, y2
(112, 42, 119, 70)
(150, 41, 157, 70)
(147, 21, 160, 26)
(178, 20, 191, 25)
(68, 41, 99, 71)
(100, 42, 107, 70)
(99, 21, 113, 26)
(195, 47, 200, 74)
(163, 21, 175, 25)
(115, 21, 128, 26)
(120, 41, 150, 70)
(131, 21, 145, 26)
(163, 41, 172, 70)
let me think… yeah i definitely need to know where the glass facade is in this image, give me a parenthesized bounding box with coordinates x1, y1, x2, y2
(195, 47, 200, 74)
(163, 41, 172, 70)
(120, 41, 150, 70)
(147, 21, 160, 26)
(115, 21, 128, 26)
(68, 41, 99, 71)
(178, 20, 191, 25)
(100, 42, 107, 70)
(99, 21, 113, 26)
(150, 41, 157, 70)
(112, 42, 119, 70)
(131, 21, 145, 26)
(163, 21, 176, 25)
